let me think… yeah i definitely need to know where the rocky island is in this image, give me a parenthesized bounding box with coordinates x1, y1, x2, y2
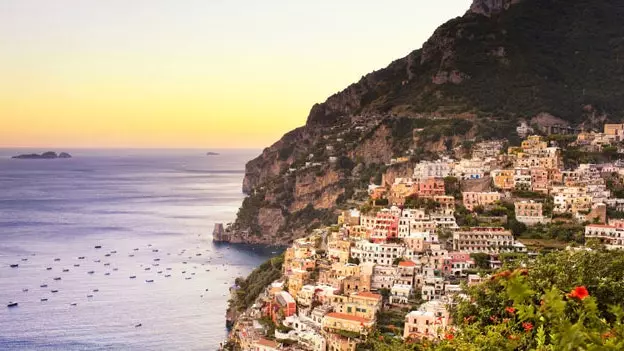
(206, 152, 220, 156)
(12, 151, 72, 159)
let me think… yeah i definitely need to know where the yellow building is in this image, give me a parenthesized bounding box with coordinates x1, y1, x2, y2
(327, 239, 352, 264)
(286, 269, 309, 300)
(329, 292, 382, 320)
(605, 123, 624, 136)
(492, 169, 515, 190)
(322, 312, 374, 336)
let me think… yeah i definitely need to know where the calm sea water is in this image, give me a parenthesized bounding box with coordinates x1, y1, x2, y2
(0, 149, 273, 351)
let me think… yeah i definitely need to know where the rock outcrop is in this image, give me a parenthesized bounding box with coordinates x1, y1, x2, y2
(469, 0, 522, 17)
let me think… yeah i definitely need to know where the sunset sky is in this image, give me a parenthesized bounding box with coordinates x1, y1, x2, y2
(0, 0, 471, 148)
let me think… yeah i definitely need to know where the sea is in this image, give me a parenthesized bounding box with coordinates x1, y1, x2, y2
(0, 148, 276, 351)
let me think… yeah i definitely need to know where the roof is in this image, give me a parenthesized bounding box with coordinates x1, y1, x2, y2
(353, 291, 382, 300)
(326, 312, 372, 324)
(398, 260, 417, 267)
(586, 224, 616, 229)
(255, 338, 279, 348)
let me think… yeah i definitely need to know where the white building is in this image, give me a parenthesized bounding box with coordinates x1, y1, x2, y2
(585, 224, 624, 249)
(351, 240, 406, 266)
(413, 158, 455, 181)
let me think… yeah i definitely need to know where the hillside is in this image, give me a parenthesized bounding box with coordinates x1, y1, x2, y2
(222, 0, 624, 245)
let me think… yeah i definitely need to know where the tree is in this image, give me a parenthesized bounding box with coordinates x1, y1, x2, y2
(470, 253, 491, 270)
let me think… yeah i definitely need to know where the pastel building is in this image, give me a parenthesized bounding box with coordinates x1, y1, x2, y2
(322, 312, 374, 337)
(462, 192, 501, 211)
(585, 224, 624, 249)
(452, 227, 525, 253)
(515, 200, 549, 225)
(403, 301, 451, 340)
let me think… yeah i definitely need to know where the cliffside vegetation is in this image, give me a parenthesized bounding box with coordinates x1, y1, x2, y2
(230, 254, 285, 312)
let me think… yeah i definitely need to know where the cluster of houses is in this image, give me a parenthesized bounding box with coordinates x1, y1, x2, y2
(228, 129, 624, 351)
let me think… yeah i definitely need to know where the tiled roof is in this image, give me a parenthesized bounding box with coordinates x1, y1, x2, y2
(398, 260, 417, 267)
(256, 338, 279, 348)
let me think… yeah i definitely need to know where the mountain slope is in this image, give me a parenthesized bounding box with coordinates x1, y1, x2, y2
(223, 0, 624, 245)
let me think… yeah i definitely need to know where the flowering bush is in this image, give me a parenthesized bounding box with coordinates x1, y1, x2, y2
(360, 250, 624, 351)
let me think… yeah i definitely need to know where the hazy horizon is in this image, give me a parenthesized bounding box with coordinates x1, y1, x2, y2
(1, 0, 472, 149)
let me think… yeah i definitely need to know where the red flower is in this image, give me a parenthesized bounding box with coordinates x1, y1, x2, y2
(522, 322, 534, 332)
(489, 315, 498, 323)
(602, 331, 614, 339)
(568, 286, 589, 300)
(445, 334, 454, 340)
(505, 307, 516, 314)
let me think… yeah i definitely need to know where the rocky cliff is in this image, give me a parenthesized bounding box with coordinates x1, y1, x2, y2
(222, 0, 624, 245)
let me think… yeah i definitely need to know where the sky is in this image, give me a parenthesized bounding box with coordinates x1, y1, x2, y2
(0, 0, 471, 149)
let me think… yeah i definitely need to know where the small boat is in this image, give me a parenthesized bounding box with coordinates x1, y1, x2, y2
(62, 269, 69, 272)
(129, 254, 135, 257)
(135, 323, 142, 328)
(145, 279, 154, 283)
(110, 251, 117, 254)
(205, 269, 210, 272)
(7, 302, 18, 308)
(104, 263, 110, 266)
(51, 289, 59, 293)
(104, 272, 110, 276)
(21, 258, 28, 261)
(157, 271, 163, 274)
(191, 273, 196, 276)
(153, 258, 160, 262)
(185, 277, 192, 280)
(9, 264, 18, 268)
(46, 267, 52, 270)
(165, 274, 171, 278)
(113, 268, 119, 271)
(74, 264, 80, 267)
(87, 294, 94, 298)
(22, 288, 28, 292)
(94, 259, 101, 263)
(41, 298, 48, 302)
(70, 303, 77, 306)
(88, 271, 95, 274)
(133, 248, 139, 251)
(182, 262, 188, 264)
(144, 267, 151, 271)
(95, 245, 102, 249)
(181, 271, 186, 274)
(130, 276, 136, 279)
(54, 258, 60, 261)
(166, 268, 172, 271)
(93, 289, 99, 292)
(104, 254, 111, 257)
(40, 284, 48, 288)
(53, 277, 61, 281)
(152, 249, 159, 253)
(148, 244, 152, 247)
(78, 256, 85, 260)
(196, 253, 201, 256)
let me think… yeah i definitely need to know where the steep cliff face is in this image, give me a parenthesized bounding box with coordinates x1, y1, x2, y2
(226, 0, 624, 245)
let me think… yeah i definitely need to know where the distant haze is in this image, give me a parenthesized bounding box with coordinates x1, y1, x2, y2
(0, 0, 471, 148)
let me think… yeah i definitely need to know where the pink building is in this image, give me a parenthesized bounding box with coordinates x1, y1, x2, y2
(369, 211, 399, 243)
(418, 177, 446, 198)
(530, 167, 549, 193)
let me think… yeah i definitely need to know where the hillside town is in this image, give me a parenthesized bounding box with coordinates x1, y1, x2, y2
(224, 124, 624, 351)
